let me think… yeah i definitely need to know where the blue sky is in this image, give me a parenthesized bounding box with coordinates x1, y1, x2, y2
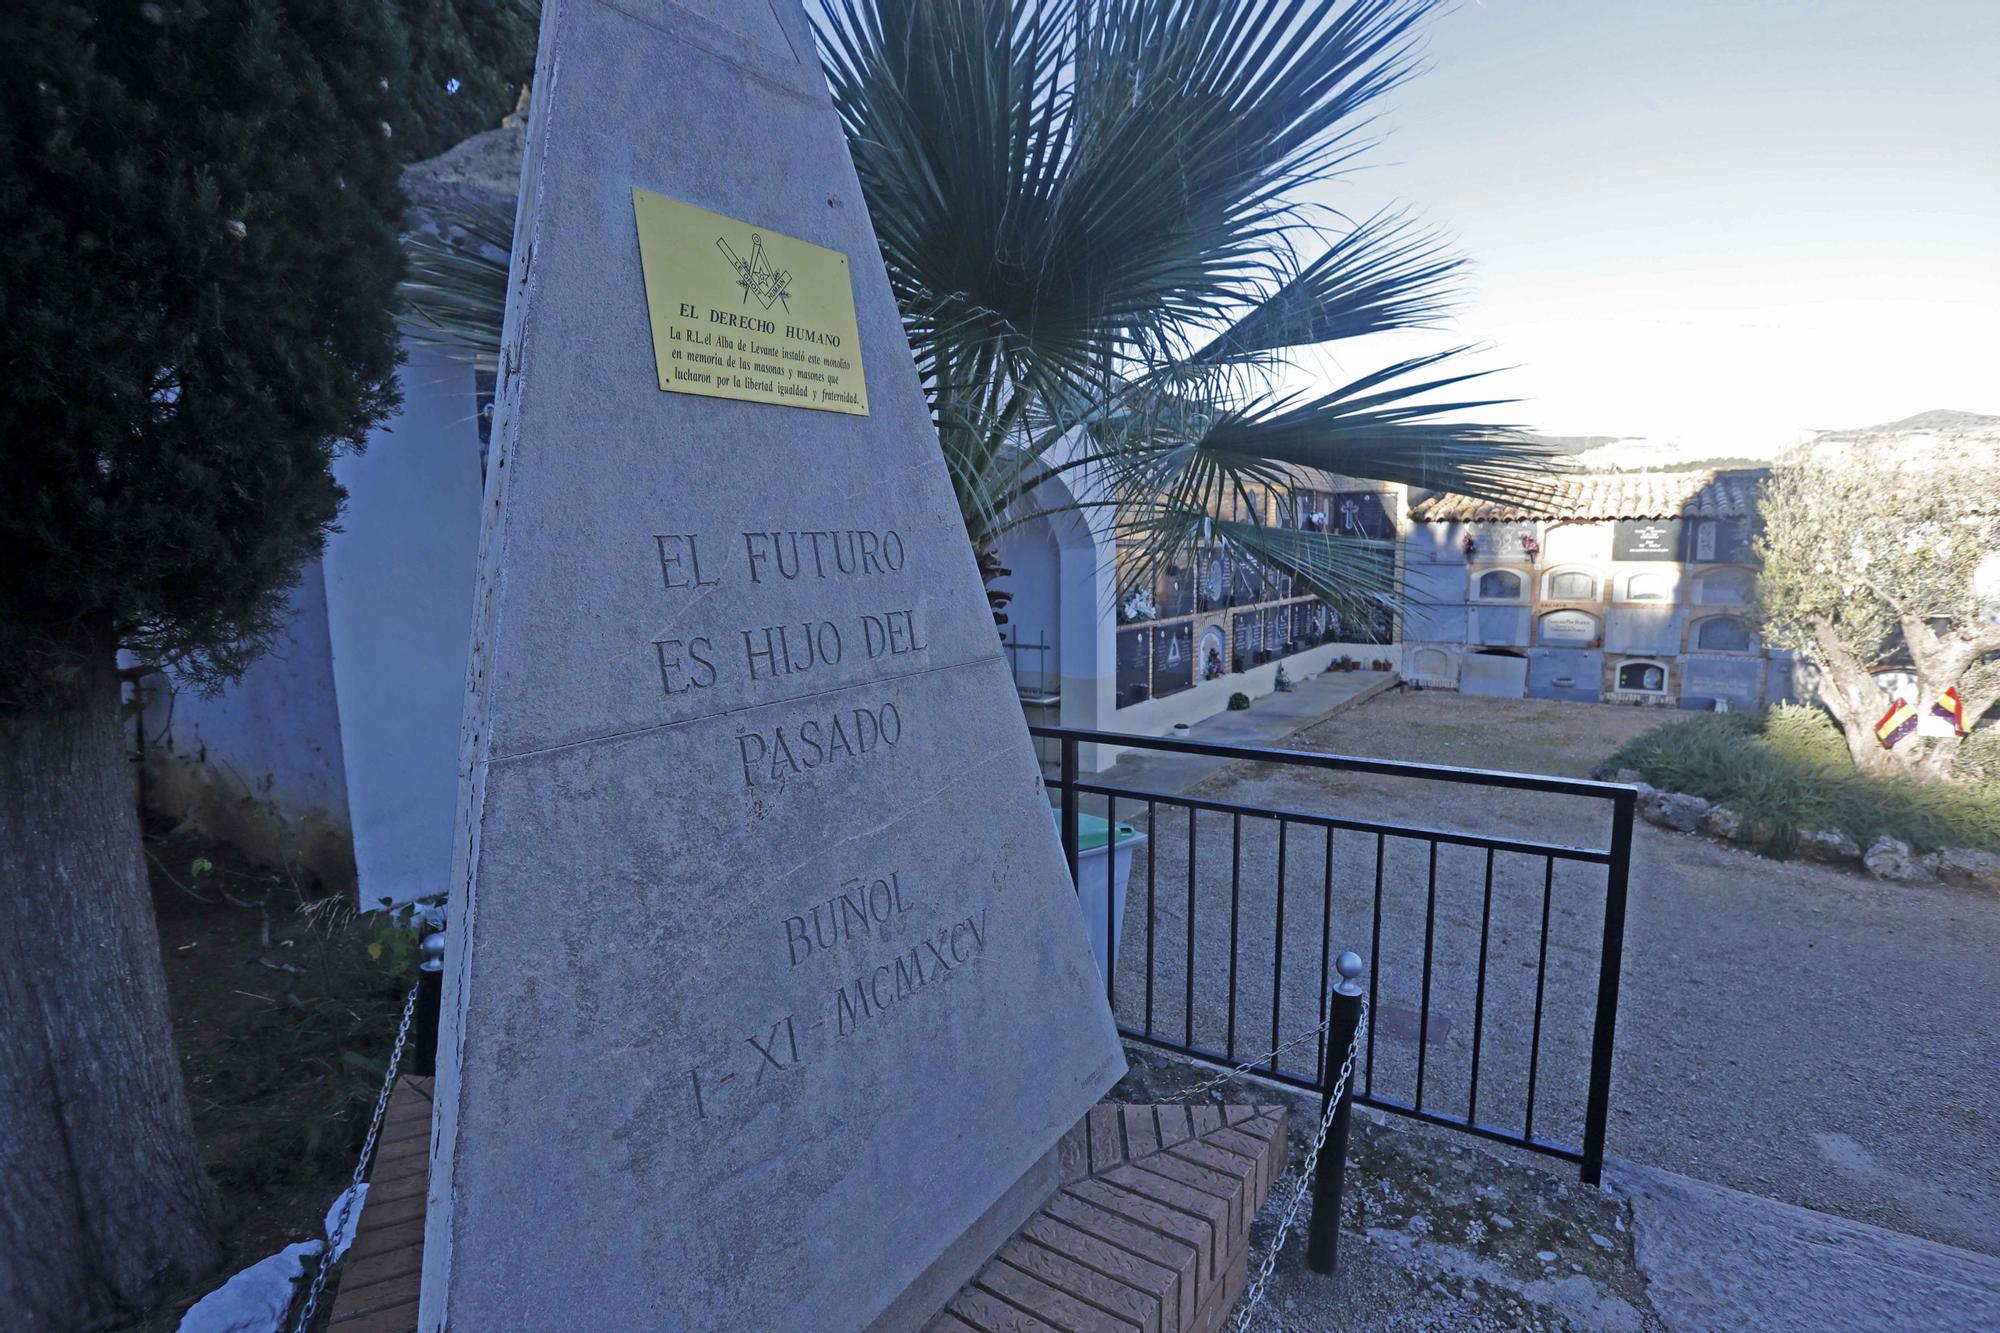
(1287, 0, 2000, 450)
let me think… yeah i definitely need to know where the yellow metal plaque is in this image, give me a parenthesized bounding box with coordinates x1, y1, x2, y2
(632, 188, 869, 415)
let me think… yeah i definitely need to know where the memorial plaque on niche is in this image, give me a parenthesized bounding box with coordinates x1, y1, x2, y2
(423, 4, 1123, 1331)
(1233, 608, 1264, 660)
(634, 188, 869, 414)
(1614, 518, 1683, 561)
(1330, 489, 1396, 540)
(1538, 609, 1600, 645)
(1152, 621, 1194, 696)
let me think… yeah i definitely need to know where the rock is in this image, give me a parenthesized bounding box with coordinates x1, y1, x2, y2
(1796, 828, 1861, 863)
(176, 1241, 319, 1333)
(1641, 791, 1709, 833)
(1924, 848, 2000, 891)
(1863, 836, 1930, 882)
(1612, 768, 1644, 786)
(1698, 805, 1743, 841)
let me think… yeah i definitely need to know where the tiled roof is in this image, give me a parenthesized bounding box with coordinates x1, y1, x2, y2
(1410, 469, 1766, 523)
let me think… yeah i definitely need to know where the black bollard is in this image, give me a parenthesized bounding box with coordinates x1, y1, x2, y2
(1306, 951, 1366, 1274)
(411, 929, 445, 1078)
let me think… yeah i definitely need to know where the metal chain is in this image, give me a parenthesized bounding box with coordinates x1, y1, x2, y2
(1230, 999, 1368, 1333)
(1165, 1013, 1337, 1105)
(292, 982, 420, 1333)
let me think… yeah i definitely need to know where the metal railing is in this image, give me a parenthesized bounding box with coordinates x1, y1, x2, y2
(1036, 724, 1635, 1185)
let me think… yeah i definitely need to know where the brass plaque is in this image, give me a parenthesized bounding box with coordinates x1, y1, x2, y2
(632, 188, 869, 415)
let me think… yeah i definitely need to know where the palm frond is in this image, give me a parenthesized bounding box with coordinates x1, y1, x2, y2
(397, 196, 514, 371)
(1190, 353, 1563, 500)
(403, 0, 1561, 626)
(1187, 210, 1464, 365)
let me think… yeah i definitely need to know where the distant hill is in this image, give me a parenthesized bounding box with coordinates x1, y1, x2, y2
(1833, 408, 2000, 435)
(1566, 436, 1787, 472)
(1804, 408, 2000, 470)
(1541, 410, 2000, 474)
(1525, 433, 1626, 456)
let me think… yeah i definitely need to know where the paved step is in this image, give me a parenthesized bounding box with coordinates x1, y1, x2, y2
(1612, 1160, 2000, 1333)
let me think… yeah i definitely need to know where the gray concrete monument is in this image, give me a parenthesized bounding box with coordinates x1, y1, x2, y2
(420, 2, 1125, 1330)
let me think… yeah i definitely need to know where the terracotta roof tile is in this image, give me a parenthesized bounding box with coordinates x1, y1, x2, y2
(1410, 469, 1766, 523)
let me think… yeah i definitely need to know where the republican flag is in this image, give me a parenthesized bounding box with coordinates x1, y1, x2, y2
(1931, 687, 1968, 737)
(1876, 696, 1919, 750)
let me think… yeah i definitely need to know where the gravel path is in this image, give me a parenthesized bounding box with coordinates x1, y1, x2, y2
(1099, 691, 2000, 1256)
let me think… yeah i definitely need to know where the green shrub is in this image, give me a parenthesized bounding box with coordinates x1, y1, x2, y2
(1227, 692, 1251, 711)
(1957, 727, 2000, 781)
(1608, 709, 2000, 856)
(1759, 703, 1850, 769)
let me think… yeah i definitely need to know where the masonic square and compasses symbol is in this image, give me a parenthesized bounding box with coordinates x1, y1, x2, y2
(716, 231, 793, 313)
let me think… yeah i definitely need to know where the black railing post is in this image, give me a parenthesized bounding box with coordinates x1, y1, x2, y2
(412, 927, 445, 1078)
(1306, 951, 1366, 1273)
(1059, 732, 1081, 891)
(1580, 787, 1635, 1186)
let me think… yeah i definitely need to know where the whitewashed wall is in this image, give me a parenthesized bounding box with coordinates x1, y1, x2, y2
(323, 344, 487, 906)
(137, 559, 355, 891)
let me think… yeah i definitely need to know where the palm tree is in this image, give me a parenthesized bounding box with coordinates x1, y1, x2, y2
(403, 0, 1557, 623)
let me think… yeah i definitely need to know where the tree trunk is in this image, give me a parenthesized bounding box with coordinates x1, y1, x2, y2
(0, 621, 220, 1328)
(977, 546, 1012, 629)
(1809, 625, 1893, 771)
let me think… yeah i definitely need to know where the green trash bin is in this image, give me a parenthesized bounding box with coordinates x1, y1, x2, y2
(1052, 809, 1145, 982)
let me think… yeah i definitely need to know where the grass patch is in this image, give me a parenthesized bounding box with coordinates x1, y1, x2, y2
(186, 912, 422, 1194)
(1608, 705, 2000, 856)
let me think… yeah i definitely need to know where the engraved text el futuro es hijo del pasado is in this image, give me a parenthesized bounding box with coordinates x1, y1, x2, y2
(649, 528, 928, 788)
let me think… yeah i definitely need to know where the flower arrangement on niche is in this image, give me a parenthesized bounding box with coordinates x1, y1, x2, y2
(1118, 589, 1158, 624)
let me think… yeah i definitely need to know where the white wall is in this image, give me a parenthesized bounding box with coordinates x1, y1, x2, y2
(998, 515, 1062, 693)
(139, 559, 355, 890)
(323, 345, 487, 906)
(1096, 637, 1372, 754)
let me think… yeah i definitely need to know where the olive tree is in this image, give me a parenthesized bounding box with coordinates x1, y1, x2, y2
(1757, 450, 2000, 775)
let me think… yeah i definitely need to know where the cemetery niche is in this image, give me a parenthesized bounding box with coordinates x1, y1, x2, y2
(421, 4, 1123, 1330)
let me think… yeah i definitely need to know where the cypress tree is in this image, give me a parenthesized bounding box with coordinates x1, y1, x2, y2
(0, 2, 526, 1321)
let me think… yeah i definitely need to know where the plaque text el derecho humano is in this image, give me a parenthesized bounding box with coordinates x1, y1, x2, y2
(634, 188, 870, 414)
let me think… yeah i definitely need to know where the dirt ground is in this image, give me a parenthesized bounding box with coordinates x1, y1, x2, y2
(1285, 689, 1667, 778)
(1106, 689, 2000, 1258)
(119, 821, 395, 1331)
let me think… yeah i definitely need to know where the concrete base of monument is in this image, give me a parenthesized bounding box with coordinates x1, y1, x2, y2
(324, 1082, 1284, 1333)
